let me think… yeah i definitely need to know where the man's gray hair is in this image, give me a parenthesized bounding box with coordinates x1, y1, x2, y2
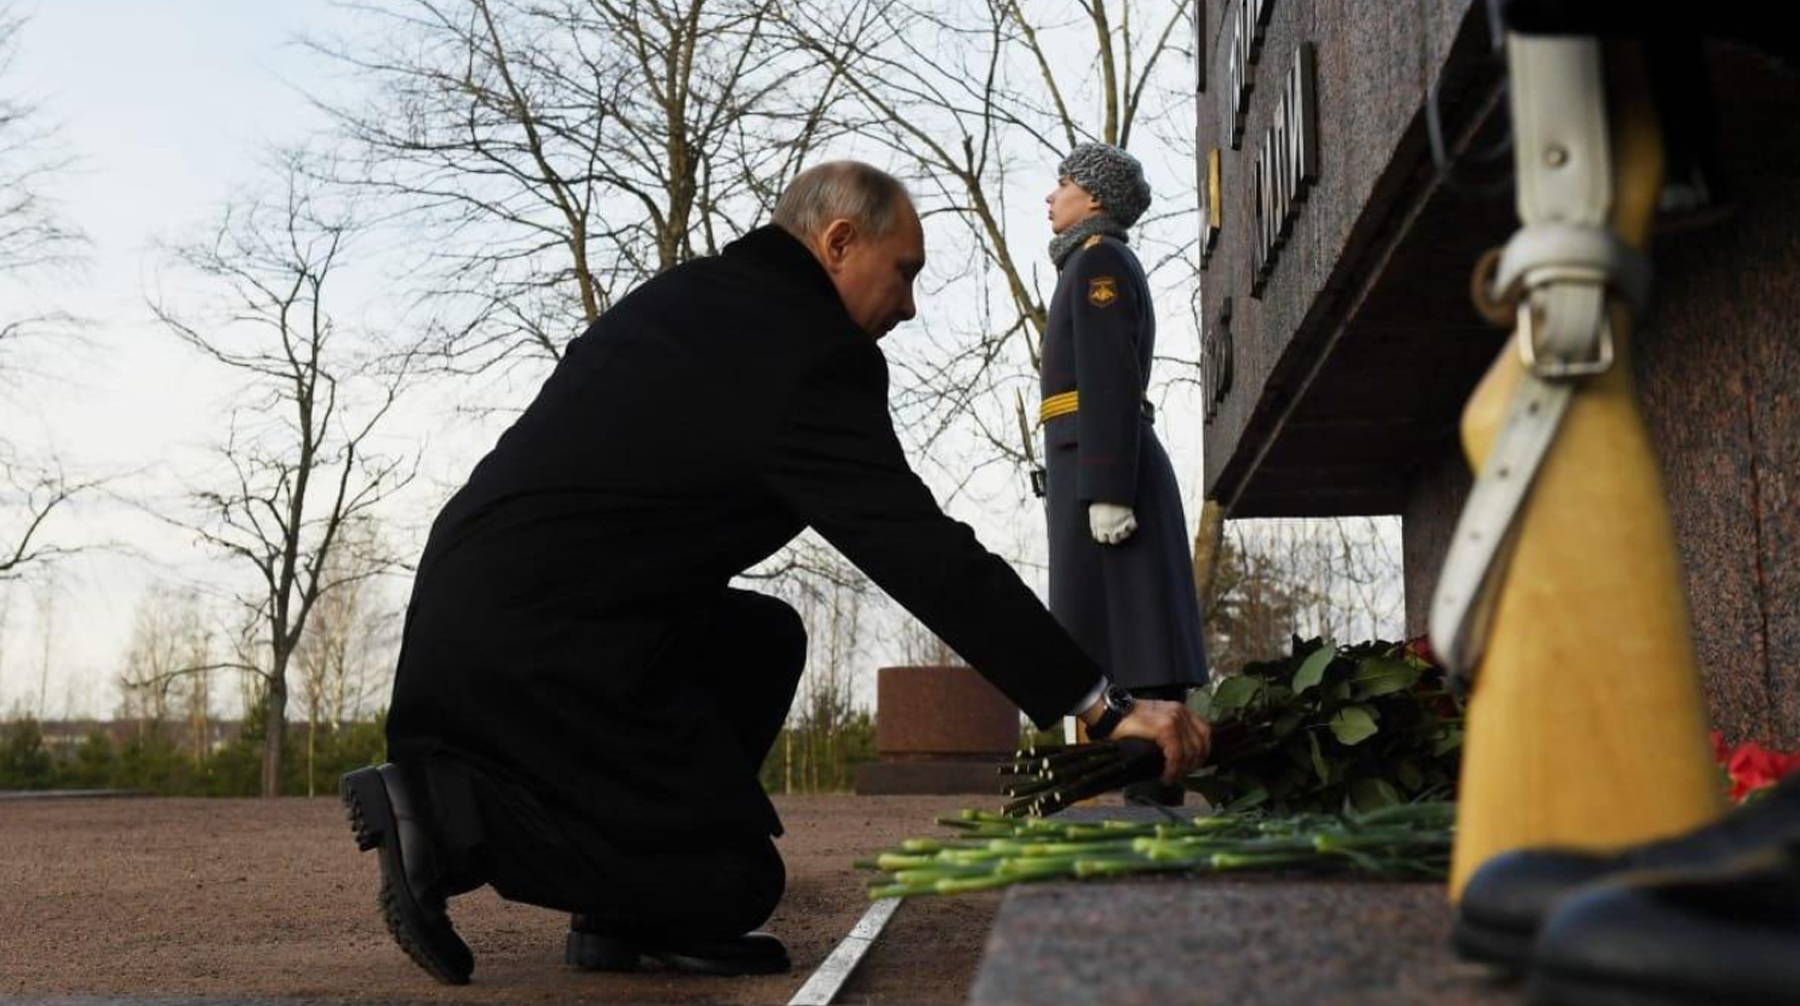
(772, 161, 912, 240)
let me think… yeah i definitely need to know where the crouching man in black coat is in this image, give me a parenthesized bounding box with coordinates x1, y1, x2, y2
(340, 161, 1212, 985)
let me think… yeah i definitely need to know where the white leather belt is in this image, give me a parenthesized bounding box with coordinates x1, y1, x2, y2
(1429, 35, 1652, 691)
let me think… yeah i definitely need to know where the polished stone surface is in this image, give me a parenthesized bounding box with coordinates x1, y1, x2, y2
(1207, 4, 1800, 744)
(1201, 0, 1507, 515)
(1634, 47, 1800, 746)
(874, 665, 1019, 756)
(969, 878, 1520, 1006)
(853, 758, 1004, 796)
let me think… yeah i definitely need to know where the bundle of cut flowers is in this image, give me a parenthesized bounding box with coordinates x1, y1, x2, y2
(860, 801, 1455, 899)
(1710, 730, 1800, 803)
(1004, 636, 1463, 818)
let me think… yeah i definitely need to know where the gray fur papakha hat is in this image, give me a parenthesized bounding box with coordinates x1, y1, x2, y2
(1058, 142, 1152, 227)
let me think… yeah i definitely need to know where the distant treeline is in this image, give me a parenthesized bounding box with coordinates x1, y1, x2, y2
(0, 705, 385, 797)
(2, 705, 882, 797)
(759, 710, 878, 795)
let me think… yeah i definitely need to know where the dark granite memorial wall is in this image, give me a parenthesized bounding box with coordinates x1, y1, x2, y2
(1199, 0, 1800, 745)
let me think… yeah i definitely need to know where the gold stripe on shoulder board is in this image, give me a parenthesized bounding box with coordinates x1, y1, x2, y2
(1082, 234, 1104, 249)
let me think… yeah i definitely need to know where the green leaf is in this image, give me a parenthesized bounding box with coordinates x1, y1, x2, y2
(1349, 777, 1404, 813)
(1187, 687, 1213, 721)
(1351, 656, 1422, 698)
(1291, 644, 1338, 693)
(1223, 787, 1268, 812)
(1432, 727, 1464, 756)
(1329, 705, 1380, 746)
(1307, 731, 1329, 784)
(1396, 759, 1424, 793)
(1272, 711, 1302, 739)
(1211, 674, 1264, 715)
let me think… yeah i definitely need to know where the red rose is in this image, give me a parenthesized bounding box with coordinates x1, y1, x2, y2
(1403, 635, 1436, 666)
(1725, 741, 1800, 802)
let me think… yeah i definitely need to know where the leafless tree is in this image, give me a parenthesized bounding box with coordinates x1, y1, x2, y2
(890, 614, 964, 668)
(116, 587, 216, 756)
(294, 523, 400, 795)
(304, 0, 845, 379)
(1, 7, 92, 586)
(149, 158, 416, 796)
(775, 0, 1198, 471)
(1, 451, 100, 581)
(774, 572, 869, 792)
(311, 0, 881, 735)
(0, 6, 82, 302)
(1204, 517, 1406, 672)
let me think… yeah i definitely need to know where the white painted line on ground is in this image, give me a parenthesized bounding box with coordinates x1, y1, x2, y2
(786, 896, 902, 1006)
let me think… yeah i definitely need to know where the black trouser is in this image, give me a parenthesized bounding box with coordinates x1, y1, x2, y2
(414, 588, 807, 942)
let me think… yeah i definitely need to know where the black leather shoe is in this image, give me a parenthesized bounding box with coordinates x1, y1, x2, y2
(565, 914, 790, 976)
(1527, 842, 1800, 1006)
(341, 764, 475, 984)
(1453, 775, 1800, 972)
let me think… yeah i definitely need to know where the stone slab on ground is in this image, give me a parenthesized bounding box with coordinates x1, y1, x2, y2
(969, 878, 1522, 1006)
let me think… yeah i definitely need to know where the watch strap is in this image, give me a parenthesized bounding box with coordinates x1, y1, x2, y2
(1088, 704, 1124, 740)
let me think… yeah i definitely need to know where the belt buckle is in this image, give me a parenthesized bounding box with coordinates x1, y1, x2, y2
(1516, 279, 1615, 381)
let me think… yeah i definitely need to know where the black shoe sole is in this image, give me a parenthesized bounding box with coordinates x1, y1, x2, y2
(1529, 969, 1714, 1006)
(341, 767, 474, 985)
(564, 930, 790, 976)
(1450, 914, 1533, 974)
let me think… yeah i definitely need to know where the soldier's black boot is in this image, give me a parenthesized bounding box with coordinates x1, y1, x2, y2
(565, 914, 790, 976)
(1527, 840, 1800, 1006)
(341, 764, 475, 984)
(1454, 773, 1800, 972)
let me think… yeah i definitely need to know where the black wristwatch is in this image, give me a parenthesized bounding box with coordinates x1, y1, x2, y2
(1086, 684, 1136, 740)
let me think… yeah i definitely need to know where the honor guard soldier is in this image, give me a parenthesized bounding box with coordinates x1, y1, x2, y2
(1040, 143, 1211, 804)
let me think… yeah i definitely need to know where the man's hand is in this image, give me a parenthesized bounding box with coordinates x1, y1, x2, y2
(1088, 502, 1137, 544)
(1101, 698, 1210, 785)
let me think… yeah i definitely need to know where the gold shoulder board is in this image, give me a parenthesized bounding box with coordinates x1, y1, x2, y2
(1082, 234, 1104, 249)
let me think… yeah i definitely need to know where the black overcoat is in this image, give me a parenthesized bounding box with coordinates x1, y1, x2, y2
(1039, 235, 1209, 692)
(387, 226, 1100, 845)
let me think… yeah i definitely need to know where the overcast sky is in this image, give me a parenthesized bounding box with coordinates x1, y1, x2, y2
(2, 1, 454, 717)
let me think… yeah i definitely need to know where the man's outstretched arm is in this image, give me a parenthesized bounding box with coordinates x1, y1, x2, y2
(759, 338, 1213, 782)
(761, 337, 1097, 727)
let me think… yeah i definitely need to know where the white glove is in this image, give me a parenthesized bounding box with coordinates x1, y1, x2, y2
(1088, 502, 1137, 545)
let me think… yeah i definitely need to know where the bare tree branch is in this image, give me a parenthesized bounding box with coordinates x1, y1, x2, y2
(149, 155, 416, 796)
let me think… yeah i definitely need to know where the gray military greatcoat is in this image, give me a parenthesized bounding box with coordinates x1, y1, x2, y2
(1040, 234, 1209, 692)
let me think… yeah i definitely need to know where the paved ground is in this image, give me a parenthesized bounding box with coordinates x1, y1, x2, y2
(0, 795, 997, 1005)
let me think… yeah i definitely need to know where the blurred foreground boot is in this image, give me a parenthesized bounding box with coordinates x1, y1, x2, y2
(341, 764, 475, 984)
(565, 913, 790, 976)
(1454, 774, 1800, 971)
(1527, 841, 1800, 1006)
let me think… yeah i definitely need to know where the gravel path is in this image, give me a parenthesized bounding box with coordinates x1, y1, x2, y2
(0, 794, 999, 1005)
